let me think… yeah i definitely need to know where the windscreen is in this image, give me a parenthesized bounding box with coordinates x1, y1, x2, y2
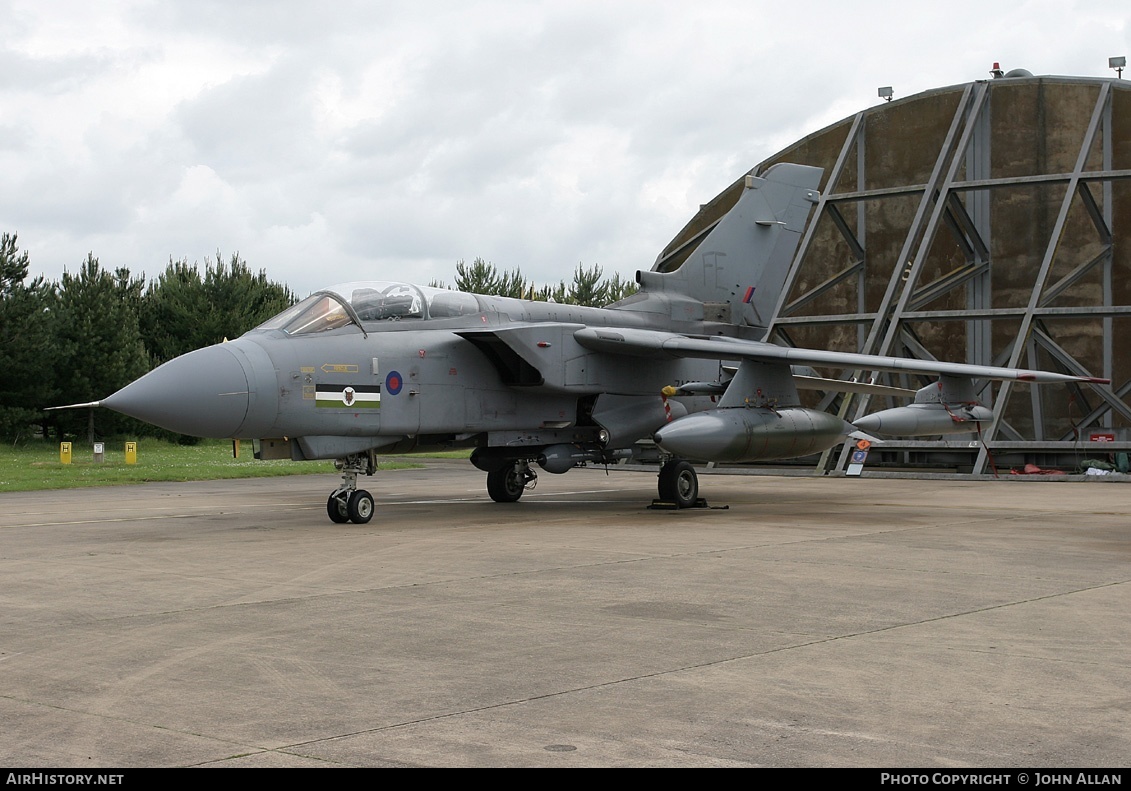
(256, 281, 481, 335)
(256, 292, 354, 335)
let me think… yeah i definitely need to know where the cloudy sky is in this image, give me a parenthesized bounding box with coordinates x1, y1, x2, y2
(3, 0, 1128, 297)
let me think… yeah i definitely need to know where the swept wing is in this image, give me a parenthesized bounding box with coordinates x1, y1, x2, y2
(573, 327, 1108, 385)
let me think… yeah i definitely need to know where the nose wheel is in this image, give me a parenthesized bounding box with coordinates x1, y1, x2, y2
(327, 452, 377, 524)
(327, 494, 350, 523)
(327, 489, 375, 524)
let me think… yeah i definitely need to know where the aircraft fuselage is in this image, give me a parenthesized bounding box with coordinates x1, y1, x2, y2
(104, 284, 726, 463)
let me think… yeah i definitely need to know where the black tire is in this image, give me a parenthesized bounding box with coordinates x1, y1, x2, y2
(487, 466, 525, 503)
(347, 489, 375, 524)
(327, 494, 350, 523)
(658, 460, 698, 508)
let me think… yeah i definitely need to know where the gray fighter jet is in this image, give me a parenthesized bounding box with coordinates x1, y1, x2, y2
(79, 164, 1107, 522)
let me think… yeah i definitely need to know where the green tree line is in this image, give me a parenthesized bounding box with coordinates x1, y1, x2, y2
(0, 234, 295, 443)
(437, 257, 638, 306)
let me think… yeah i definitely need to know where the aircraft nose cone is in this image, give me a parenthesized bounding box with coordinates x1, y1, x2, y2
(103, 344, 251, 437)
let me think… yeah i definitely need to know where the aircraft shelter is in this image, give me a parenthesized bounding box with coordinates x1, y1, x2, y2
(656, 73, 1131, 474)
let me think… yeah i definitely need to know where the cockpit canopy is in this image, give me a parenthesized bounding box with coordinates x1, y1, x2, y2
(257, 281, 481, 336)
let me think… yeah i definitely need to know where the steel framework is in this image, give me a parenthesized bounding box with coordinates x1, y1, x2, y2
(655, 76, 1131, 473)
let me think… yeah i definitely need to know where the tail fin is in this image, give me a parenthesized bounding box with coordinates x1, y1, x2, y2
(629, 163, 822, 331)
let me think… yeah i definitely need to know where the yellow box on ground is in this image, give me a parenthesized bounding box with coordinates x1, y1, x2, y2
(60, 442, 72, 464)
(125, 441, 137, 465)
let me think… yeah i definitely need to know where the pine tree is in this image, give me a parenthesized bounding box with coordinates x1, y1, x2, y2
(567, 263, 608, 307)
(0, 234, 57, 441)
(53, 255, 150, 441)
(448, 256, 634, 306)
(0, 232, 30, 296)
(496, 267, 530, 299)
(138, 258, 202, 365)
(140, 252, 295, 365)
(606, 271, 639, 303)
(454, 257, 501, 294)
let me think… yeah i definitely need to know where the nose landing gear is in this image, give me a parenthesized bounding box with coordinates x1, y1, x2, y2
(327, 451, 377, 524)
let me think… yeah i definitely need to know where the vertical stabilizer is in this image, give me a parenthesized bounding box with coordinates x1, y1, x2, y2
(629, 163, 822, 331)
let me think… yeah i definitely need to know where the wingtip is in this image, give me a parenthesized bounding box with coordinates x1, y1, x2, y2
(1018, 373, 1110, 385)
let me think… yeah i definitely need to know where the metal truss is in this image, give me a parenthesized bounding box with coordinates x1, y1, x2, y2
(750, 76, 1131, 473)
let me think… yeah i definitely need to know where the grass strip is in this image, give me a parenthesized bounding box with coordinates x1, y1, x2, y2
(0, 439, 438, 492)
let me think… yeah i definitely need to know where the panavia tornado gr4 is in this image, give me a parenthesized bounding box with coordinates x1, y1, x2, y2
(80, 164, 1107, 523)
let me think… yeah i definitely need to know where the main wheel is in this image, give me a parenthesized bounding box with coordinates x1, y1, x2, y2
(347, 489, 375, 524)
(327, 494, 350, 523)
(487, 465, 525, 503)
(658, 459, 698, 508)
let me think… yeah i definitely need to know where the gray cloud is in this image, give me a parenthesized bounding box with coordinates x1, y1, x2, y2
(3, 0, 1129, 297)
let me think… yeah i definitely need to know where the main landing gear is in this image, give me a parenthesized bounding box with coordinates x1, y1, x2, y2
(327, 451, 377, 524)
(486, 460, 538, 503)
(656, 458, 700, 508)
(480, 456, 702, 508)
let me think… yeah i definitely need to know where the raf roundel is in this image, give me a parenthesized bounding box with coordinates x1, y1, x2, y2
(385, 371, 403, 396)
